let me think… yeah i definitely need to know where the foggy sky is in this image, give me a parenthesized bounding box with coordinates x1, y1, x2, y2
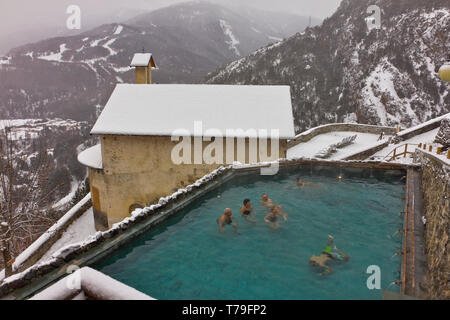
(0, 0, 341, 54)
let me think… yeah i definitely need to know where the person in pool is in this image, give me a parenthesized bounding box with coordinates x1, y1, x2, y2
(309, 235, 349, 275)
(261, 193, 274, 209)
(264, 205, 287, 229)
(297, 178, 314, 186)
(240, 198, 256, 223)
(217, 208, 239, 233)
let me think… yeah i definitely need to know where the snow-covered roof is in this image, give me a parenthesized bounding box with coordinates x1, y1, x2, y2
(130, 53, 155, 67)
(77, 144, 103, 169)
(91, 84, 295, 139)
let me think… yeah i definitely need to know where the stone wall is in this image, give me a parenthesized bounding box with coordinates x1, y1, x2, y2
(287, 123, 397, 148)
(416, 151, 450, 300)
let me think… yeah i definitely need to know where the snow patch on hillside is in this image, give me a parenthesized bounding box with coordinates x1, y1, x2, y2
(38, 44, 68, 62)
(362, 58, 417, 126)
(113, 25, 123, 35)
(220, 19, 240, 56)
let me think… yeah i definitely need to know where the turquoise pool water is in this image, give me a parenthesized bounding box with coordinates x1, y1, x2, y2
(95, 166, 405, 299)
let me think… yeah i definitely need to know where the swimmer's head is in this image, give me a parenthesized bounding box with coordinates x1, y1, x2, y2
(262, 194, 268, 201)
(297, 178, 303, 183)
(243, 198, 250, 206)
(224, 208, 232, 216)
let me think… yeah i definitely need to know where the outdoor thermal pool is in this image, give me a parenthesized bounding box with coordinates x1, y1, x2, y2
(94, 166, 405, 299)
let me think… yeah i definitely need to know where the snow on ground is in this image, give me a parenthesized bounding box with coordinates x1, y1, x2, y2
(372, 128, 440, 163)
(38, 207, 96, 264)
(287, 131, 388, 160)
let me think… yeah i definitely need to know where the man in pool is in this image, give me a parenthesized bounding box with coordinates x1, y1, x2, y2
(297, 177, 314, 186)
(309, 235, 349, 275)
(217, 208, 239, 233)
(264, 205, 287, 229)
(240, 198, 256, 223)
(261, 193, 274, 208)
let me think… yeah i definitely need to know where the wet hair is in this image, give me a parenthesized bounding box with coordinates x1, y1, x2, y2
(243, 198, 250, 205)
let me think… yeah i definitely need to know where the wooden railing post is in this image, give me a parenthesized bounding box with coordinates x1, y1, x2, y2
(437, 147, 442, 155)
(447, 150, 450, 160)
(404, 144, 408, 158)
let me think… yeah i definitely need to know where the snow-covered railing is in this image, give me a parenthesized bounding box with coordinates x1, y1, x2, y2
(30, 267, 154, 300)
(1, 194, 92, 279)
(396, 113, 449, 141)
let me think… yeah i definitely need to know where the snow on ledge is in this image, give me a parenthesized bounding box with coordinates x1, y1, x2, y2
(397, 113, 450, 137)
(77, 144, 103, 169)
(417, 148, 450, 167)
(30, 267, 154, 300)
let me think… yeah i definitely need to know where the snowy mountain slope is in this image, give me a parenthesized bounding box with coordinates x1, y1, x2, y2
(0, 1, 314, 120)
(207, 0, 450, 133)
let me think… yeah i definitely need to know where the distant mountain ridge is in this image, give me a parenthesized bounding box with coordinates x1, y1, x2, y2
(0, 1, 315, 120)
(207, 0, 450, 132)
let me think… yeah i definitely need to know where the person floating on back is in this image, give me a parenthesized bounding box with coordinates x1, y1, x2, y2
(264, 205, 287, 229)
(261, 193, 274, 209)
(217, 208, 239, 233)
(309, 235, 349, 275)
(240, 198, 256, 223)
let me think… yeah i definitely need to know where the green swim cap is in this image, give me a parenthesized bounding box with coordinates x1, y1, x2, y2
(323, 245, 332, 254)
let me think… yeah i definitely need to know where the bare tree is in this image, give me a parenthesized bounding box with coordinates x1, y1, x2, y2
(0, 123, 59, 277)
